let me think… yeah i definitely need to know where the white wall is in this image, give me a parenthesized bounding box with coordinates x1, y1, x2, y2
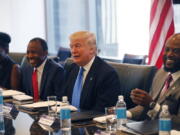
(0, 0, 46, 53)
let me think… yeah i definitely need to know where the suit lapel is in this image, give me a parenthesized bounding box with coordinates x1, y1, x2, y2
(40, 60, 49, 96)
(29, 67, 34, 95)
(152, 70, 168, 101)
(158, 77, 180, 104)
(80, 57, 98, 106)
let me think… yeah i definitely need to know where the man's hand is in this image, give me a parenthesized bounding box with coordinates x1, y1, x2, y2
(130, 88, 153, 107)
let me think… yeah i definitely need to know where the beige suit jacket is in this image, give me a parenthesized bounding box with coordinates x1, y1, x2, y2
(129, 69, 180, 123)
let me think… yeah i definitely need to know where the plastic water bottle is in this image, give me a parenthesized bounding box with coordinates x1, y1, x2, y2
(116, 95, 127, 131)
(60, 108, 71, 135)
(62, 96, 69, 106)
(0, 89, 5, 134)
(159, 105, 171, 135)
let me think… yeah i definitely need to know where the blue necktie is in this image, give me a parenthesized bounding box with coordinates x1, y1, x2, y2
(72, 67, 84, 108)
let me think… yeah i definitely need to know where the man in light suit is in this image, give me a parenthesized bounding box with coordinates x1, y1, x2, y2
(21, 38, 64, 101)
(128, 33, 180, 123)
(63, 31, 121, 112)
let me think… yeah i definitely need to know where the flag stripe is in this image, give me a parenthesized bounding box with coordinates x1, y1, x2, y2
(150, 0, 159, 26)
(148, 0, 174, 67)
(150, 4, 174, 65)
(155, 20, 175, 68)
(149, 0, 171, 63)
(149, 0, 166, 43)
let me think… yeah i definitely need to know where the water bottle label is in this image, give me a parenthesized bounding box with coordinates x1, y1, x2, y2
(0, 96, 3, 104)
(159, 119, 171, 131)
(116, 108, 126, 119)
(60, 109, 70, 120)
(0, 121, 4, 131)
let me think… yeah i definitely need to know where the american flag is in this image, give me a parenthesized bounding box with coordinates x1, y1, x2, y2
(148, 0, 175, 68)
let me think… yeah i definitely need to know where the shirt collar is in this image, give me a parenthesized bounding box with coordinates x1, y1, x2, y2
(82, 56, 95, 72)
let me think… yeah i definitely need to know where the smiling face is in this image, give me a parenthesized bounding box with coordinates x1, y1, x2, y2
(163, 34, 180, 73)
(27, 40, 47, 68)
(69, 31, 96, 66)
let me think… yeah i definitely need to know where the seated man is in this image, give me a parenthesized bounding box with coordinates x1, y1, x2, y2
(0, 32, 21, 89)
(63, 31, 121, 112)
(21, 38, 64, 101)
(128, 33, 180, 123)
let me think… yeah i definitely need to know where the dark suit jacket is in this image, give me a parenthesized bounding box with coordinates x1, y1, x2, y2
(0, 56, 15, 89)
(21, 59, 64, 100)
(63, 56, 121, 112)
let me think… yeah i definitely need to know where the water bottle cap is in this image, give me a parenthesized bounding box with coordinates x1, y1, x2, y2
(62, 96, 68, 102)
(162, 105, 168, 110)
(118, 95, 124, 101)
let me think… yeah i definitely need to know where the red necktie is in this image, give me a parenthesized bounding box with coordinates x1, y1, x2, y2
(32, 69, 39, 102)
(164, 74, 173, 91)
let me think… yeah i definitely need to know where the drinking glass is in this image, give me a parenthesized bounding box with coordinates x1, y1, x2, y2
(47, 96, 57, 117)
(105, 107, 117, 133)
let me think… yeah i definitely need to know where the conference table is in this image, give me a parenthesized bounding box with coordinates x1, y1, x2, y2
(2, 101, 180, 135)
(3, 106, 130, 135)
(3, 111, 134, 135)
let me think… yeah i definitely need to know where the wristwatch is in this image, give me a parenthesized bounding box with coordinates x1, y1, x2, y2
(149, 101, 156, 109)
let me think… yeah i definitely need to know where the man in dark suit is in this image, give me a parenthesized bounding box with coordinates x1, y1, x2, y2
(21, 38, 64, 101)
(128, 33, 180, 123)
(63, 31, 121, 112)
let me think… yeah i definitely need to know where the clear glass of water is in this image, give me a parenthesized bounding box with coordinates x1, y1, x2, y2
(105, 107, 117, 133)
(47, 96, 57, 117)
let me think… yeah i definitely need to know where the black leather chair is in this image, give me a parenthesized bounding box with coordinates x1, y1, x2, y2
(57, 47, 71, 62)
(9, 52, 26, 65)
(108, 62, 157, 109)
(122, 54, 147, 65)
(64, 58, 157, 109)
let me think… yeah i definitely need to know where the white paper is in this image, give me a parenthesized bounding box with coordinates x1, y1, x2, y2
(20, 101, 56, 108)
(171, 130, 180, 135)
(2, 90, 24, 97)
(3, 105, 12, 114)
(38, 123, 54, 132)
(38, 115, 55, 126)
(53, 105, 78, 113)
(13, 94, 33, 101)
(93, 115, 115, 123)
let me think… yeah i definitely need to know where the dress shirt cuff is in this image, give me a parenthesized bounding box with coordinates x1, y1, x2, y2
(127, 110, 132, 119)
(147, 103, 161, 119)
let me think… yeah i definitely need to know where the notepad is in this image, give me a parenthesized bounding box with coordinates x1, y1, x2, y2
(13, 94, 33, 101)
(124, 120, 158, 135)
(52, 105, 78, 113)
(93, 115, 115, 123)
(2, 90, 24, 98)
(13, 95, 33, 105)
(19, 101, 55, 112)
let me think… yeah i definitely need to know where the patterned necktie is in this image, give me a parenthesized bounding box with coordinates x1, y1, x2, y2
(32, 69, 39, 102)
(164, 74, 173, 91)
(160, 74, 173, 97)
(72, 67, 84, 108)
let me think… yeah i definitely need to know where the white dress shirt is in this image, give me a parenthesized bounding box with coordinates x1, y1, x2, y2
(82, 56, 95, 85)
